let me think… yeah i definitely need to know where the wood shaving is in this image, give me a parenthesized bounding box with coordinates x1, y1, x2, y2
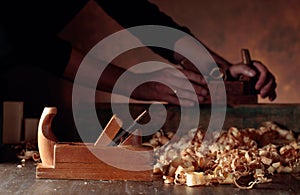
(145, 121, 300, 189)
(15, 141, 41, 167)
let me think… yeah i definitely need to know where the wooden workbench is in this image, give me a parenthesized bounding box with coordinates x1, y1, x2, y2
(0, 162, 299, 195)
(1, 103, 300, 194)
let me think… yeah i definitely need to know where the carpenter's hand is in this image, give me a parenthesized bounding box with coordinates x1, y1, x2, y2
(228, 61, 277, 101)
(130, 67, 208, 107)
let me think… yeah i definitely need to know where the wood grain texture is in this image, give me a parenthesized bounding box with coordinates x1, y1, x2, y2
(36, 164, 153, 181)
(2, 163, 300, 194)
(36, 143, 154, 181)
(36, 107, 154, 181)
(54, 144, 153, 165)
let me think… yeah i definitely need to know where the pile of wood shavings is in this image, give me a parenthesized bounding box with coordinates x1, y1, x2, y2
(144, 121, 300, 189)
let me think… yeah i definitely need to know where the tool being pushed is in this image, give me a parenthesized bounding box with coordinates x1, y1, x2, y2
(36, 107, 153, 181)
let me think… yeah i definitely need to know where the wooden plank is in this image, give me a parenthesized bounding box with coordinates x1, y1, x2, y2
(36, 142, 154, 181)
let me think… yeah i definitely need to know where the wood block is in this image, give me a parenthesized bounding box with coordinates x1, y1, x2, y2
(224, 81, 245, 95)
(36, 143, 154, 181)
(227, 95, 258, 106)
(202, 94, 257, 105)
(55, 144, 153, 166)
(2, 101, 23, 144)
(201, 81, 258, 105)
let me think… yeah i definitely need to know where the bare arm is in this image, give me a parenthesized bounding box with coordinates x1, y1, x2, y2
(63, 47, 208, 106)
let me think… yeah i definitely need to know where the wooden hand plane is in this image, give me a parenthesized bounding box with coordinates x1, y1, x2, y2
(36, 107, 153, 181)
(202, 48, 259, 106)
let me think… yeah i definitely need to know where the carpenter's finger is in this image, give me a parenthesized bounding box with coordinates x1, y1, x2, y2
(180, 69, 207, 85)
(166, 94, 196, 107)
(268, 90, 277, 101)
(252, 61, 269, 90)
(166, 71, 208, 95)
(259, 78, 276, 99)
(229, 64, 256, 78)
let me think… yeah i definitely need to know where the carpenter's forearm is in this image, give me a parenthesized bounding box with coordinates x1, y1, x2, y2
(63, 47, 133, 95)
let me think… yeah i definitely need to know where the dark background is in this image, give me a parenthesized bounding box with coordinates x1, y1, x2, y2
(1, 0, 300, 144)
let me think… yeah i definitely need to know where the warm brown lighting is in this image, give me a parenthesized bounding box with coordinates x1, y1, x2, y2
(60, 0, 300, 103)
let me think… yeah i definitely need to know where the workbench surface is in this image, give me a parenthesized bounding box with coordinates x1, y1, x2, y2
(1, 104, 300, 194)
(0, 162, 299, 195)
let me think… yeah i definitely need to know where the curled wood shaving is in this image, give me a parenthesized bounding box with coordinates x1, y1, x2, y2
(148, 122, 300, 189)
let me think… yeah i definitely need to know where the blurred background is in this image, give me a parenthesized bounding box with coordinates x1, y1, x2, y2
(60, 0, 300, 104)
(152, 0, 300, 104)
(1, 0, 300, 147)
